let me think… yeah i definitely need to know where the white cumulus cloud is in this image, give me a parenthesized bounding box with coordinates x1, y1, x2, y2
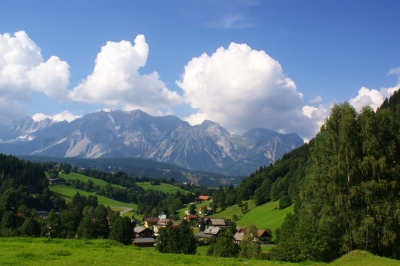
(69, 35, 182, 115)
(302, 103, 333, 132)
(349, 86, 398, 112)
(0, 31, 70, 123)
(177, 42, 317, 140)
(32, 110, 81, 123)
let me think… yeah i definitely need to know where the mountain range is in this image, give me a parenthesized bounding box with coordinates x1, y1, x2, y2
(0, 110, 303, 176)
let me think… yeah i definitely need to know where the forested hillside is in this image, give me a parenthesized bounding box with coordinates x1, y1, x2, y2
(0, 154, 213, 241)
(206, 90, 400, 262)
(271, 98, 400, 261)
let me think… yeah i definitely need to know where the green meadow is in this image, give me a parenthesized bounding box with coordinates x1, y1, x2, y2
(200, 199, 293, 239)
(136, 181, 190, 194)
(236, 201, 294, 231)
(58, 172, 189, 195)
(1, 237, 399, 266)
(49, 185, 137, 212)
(211, 199, 256, 220)
(58, 172, 125, 189)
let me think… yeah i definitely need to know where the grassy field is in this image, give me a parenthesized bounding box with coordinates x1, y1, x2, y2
(211, 199, 256, 221)
(58, 172, 125, 189)
(177, 201, 211, 219)
(136, 181, 190, 195)
(236, 201, 294, 231)
(1, 237, 399, 266)
(49, 185, 137, 212)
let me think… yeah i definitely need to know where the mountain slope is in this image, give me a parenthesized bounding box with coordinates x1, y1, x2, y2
(0, 110, 303, 176)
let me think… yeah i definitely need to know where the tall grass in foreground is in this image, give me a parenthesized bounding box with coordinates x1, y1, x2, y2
(1, 238, 399, 266)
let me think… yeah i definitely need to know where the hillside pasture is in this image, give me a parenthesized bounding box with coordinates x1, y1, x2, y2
(211, 200, 256, 221)
(49, 185, 137, 212)
(236, 201, 294, 231)
(57, 172, 125, 189)
(136, 181, 190, 195)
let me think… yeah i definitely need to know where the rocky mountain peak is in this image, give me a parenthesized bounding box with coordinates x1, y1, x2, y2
(0, 110, 304, 176)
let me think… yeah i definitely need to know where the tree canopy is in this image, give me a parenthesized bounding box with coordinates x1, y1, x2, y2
(271, 102, 400, 262)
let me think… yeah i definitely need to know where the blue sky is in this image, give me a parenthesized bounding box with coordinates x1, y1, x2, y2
(1, 0, 399, 140)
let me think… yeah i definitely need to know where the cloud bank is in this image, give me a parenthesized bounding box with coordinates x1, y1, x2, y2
(177, 42, 320, 140)
(347, 68, 400, 113)
(32, 110, 81, 123)
(0, 31, 70, 123)
(69, 35, 182, 115)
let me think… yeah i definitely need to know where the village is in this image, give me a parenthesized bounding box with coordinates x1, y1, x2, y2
(131, 195, 271, 247)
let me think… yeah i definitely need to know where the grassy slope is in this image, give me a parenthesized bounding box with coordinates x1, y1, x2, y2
(331, 250, 400, 266)
(49, 185, 137, 211)
(176, 199, 292, 236)
(0, 237, 320, 266)
(136, 181, 189, 194)
(59, 173, 189, 195)
(236, 201, 294, 231)
(211, 200, 256, 220)
(58, 172, 124, 189)
(1, 238, 399, 266)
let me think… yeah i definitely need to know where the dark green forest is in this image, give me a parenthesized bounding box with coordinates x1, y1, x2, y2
(211, 89, 400, 262)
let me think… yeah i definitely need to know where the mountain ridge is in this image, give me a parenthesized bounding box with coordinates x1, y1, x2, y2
(0, 110, 303, 176)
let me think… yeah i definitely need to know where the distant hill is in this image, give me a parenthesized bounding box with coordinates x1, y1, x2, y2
(17, 155, 245, 187)
(0, 109, 303, 176)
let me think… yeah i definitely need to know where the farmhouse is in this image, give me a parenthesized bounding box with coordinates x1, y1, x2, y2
(197, 217, 211, 228)
(209, 218, 226, 227)
(134, 226, 154, 238)
(143, 217, 159, 229)
(184, 214, 198, 221)
(198, 206, 213, 216)
(233, 228, 272, 244)
(194, 195, 211, 203)
(202, 226, 220, 236)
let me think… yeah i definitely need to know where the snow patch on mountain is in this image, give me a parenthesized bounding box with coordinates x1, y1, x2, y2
(0, 110, 304, 176)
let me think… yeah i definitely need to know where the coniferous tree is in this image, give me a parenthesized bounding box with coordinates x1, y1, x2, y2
(178, 220, 197, 254)
(45, 209, 62, 238)
(239, 225, 261, 259)
(271, 102, 400, 262)
(1, 211, 17, 232)
(109, 216, 133, 245)
(155, 220, 196, 254)
(19, 217, 41, 237)
(189, 204, 196, 215)
(155, 227, 169, 253)
(77, 215, 95, 239)
(199, 217, 205, 232)
(93, 204, 110, 238)
(208, 230, 239, 257)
